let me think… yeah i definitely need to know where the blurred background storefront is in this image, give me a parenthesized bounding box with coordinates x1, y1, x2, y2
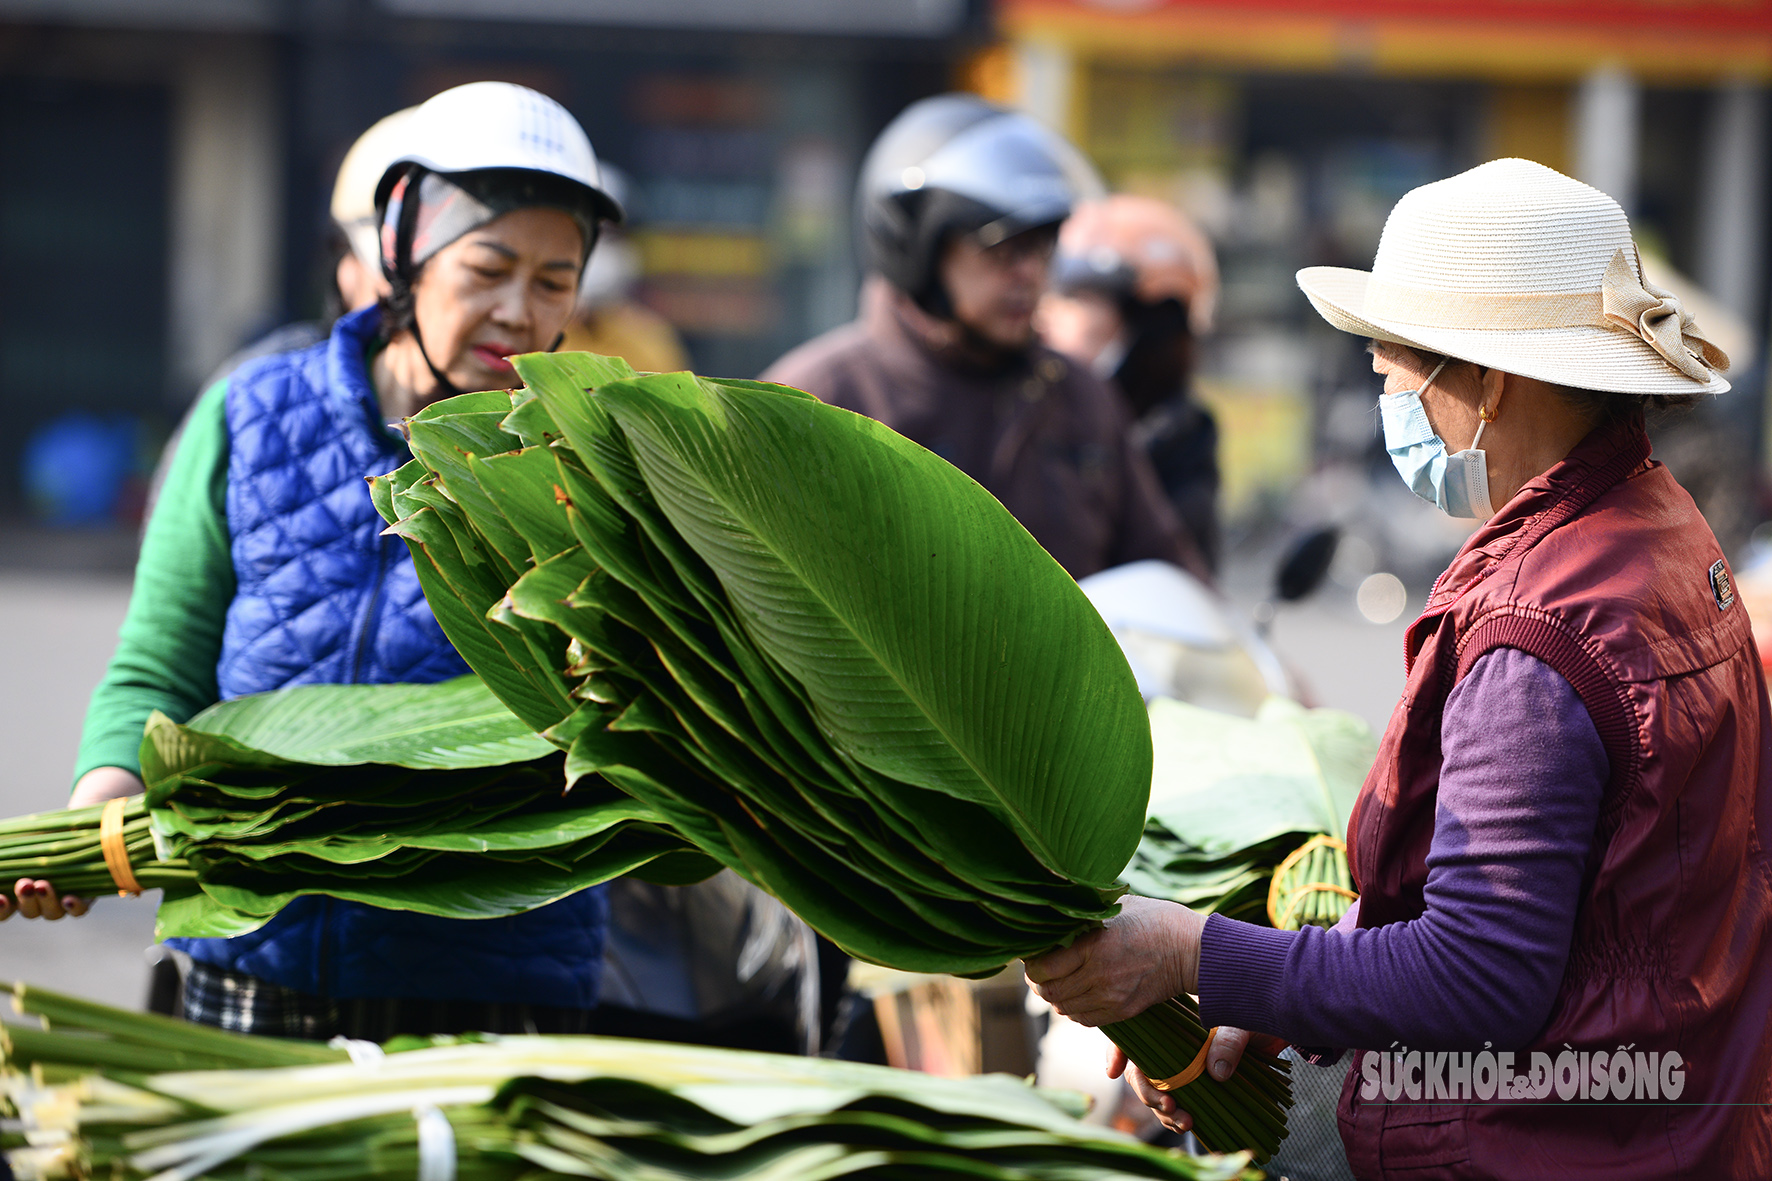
(1, 0, 1770, 584)
(0, 0, 986, 546)
(987, 0, 1772, 582)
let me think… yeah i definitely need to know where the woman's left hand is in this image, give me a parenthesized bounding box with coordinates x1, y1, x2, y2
(1024, 896, 1206, 1027)
(1109, 1030, 1288, 1135)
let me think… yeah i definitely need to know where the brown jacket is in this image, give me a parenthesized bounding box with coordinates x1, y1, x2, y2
(1341, 414, 1772, 1178)
(761, 286, 1208, 581)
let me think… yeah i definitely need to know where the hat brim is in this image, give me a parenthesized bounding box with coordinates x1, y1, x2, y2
(1298, 266, 1729, 397)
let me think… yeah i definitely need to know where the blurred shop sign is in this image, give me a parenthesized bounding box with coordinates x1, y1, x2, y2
(1001, 0, 1772, 81)
(1195, 377, 1311, 525)
(378, 0, 968, 35)
(0, 0, 276, 26)
(635, 231, 771, 278)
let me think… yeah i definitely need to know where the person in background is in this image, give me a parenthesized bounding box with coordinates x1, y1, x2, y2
(142, 108, 418, 527)
(1040, 196, 1223, 572)
(5, 82, 626, 1045)
(762, 94, 1208, 583)
(558, 164, 690, 374)
(215, 105, 416, 387)
(327, 107, 415, 319)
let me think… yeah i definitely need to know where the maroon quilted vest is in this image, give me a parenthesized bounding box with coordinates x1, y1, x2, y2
(1337, 413, 1772, 1179)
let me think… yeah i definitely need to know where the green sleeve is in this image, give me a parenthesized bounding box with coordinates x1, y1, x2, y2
(74, 379, 234, 784)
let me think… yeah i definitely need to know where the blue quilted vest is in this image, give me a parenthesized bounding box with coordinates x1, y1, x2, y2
(168, 306, 608, 1009)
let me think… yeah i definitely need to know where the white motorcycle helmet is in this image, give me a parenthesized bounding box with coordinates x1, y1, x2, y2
(859, 93, 1103, 316)
(330, 106, 417, 274)
(371, 82, 625, 395)
(374, 81, 623, 281)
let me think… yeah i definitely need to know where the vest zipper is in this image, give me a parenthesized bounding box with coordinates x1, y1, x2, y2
(349, 537, 392, 684)
(317, 896, 334, 1003)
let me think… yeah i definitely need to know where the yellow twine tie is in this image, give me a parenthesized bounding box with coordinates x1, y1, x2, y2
(99, 796, 142, 897)
(1266, 833, 1358, 928)
(1150, 1027, 1221, 1092)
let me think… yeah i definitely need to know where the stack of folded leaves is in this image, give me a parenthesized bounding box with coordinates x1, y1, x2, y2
(1, 983, 1259, 1181)
(1123, 697, 1371, 931)
(0, 677, 710, 940)
(370, 352, 1290, 1158)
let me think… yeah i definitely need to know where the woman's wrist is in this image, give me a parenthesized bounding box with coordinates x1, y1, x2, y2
(70, 767, 145, 809)
(1170, 903, 1205, 996)
(1114, 895, 1205, 1004)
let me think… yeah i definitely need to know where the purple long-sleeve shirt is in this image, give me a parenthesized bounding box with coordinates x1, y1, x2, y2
(1198, 647, 1608, 1051)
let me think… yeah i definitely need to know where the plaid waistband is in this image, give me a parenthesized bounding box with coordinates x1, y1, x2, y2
(182, 960, 594, 1041)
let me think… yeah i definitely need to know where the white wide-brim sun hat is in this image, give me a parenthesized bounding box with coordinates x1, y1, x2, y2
(1297, 158, 1730, 396)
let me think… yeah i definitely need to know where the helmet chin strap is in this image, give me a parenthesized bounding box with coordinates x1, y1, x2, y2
(411, 322, 468, 403)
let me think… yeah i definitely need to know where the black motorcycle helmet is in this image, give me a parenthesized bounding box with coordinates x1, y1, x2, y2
(858, 93, 1102, 318)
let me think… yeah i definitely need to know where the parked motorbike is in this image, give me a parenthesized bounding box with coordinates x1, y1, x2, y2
(1078, 527, 1339, 715)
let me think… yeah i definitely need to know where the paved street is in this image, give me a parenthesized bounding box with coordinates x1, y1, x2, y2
(0, 572, 158, 1011)
(1222, 538, 1412, 736)
(1269, 589, 1408, 734)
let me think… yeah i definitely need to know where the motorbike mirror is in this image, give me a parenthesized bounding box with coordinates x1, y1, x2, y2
(1274, 527, 1340, 602)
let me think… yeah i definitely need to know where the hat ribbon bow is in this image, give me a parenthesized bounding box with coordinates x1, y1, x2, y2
(1601, 247, 1729, 382)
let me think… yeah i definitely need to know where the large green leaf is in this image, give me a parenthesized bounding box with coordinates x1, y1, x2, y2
(5, 987, 1260, 1181)
(380, 502, 573, 732)
(1142, 696, 1374, 859)
(577, 372, 1151, 890)
(353, 359, 1282, 1146)
(161, 677, 554, 771)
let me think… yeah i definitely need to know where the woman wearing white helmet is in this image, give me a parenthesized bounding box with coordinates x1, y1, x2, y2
(17, 83, 626, 1043)
(372, 81, 621, 414)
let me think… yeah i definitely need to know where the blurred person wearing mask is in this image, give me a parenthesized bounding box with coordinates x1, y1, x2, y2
(762, 94, 1208, 582)
(558, 165, 689, 374)
(1040, 196, 1223, 572)
(9, 83, 626, 1044)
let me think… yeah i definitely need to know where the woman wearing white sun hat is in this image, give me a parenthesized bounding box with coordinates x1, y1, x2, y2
(1027, 158, 1772, 1176)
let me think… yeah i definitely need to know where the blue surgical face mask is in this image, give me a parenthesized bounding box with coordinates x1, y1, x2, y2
(1378, 357, 1494, 519)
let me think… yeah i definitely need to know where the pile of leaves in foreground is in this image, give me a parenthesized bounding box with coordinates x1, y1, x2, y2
(0, 984, 1259, 1181)
(1126, 698, 1372, 931)
(370, 352, 1288, 1160)
(0, 677, 712, 939)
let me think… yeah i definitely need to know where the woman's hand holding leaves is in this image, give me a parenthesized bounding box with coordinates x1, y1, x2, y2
(1025, 894, 1205, 1026)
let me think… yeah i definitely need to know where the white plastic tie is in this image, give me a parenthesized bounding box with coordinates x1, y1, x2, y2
(327, 1036, 386, 1067)
(414, 1104, 457, 1181)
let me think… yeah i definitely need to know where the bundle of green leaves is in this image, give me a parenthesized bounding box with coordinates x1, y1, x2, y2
(0, 677, 710, 939)
(371, 353, 1289, 1158)
(1, 983, 1260, 1181)
(1125, 698, 1372, 931)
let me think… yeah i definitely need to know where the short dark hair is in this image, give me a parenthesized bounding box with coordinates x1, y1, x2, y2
(1393, 344, 1698, 425)
(1551, 383, 1700, 424)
